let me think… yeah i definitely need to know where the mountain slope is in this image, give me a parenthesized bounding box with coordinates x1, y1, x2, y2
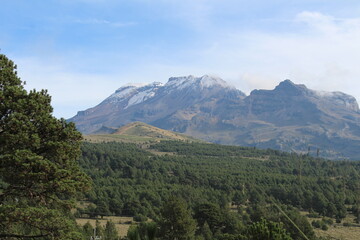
(84, 121, 202, 144)
(70, 75, 360, 159)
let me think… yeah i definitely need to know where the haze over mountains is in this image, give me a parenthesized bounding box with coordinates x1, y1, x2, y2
(69, 75, 360, 160)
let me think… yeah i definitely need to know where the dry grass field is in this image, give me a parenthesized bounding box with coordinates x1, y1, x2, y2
(305, 212, 360, 240)
(76, 214, 360, 239)
(76, 216, 134, 237)
(315, 225, 360, 240)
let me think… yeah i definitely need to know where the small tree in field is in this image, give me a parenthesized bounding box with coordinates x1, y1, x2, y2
(0, 53, 90, 239)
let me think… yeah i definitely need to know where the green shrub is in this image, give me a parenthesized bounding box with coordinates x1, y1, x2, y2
(134, 214, 148, 222)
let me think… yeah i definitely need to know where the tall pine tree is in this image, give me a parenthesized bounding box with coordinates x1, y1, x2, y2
(0, 53, 90, 239)
(159, 196, 196, 240)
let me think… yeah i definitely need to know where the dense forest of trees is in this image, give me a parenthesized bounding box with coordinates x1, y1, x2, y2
(78, 141, 360, 239)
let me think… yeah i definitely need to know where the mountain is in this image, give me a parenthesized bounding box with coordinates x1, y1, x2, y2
(69, 75, 360, 160)
(70, 75, 245, 134)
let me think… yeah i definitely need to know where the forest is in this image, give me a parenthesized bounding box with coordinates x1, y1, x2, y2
(77, 140, 360, 240)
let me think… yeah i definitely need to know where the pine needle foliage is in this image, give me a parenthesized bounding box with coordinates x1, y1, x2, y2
(0, 53, 91, 239)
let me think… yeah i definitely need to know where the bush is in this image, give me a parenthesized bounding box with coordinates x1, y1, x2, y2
(134, 214, 148, 222)
(322, 217, 333, 225)
(312, 220, 321, 228)
(321, 224, 328, 231)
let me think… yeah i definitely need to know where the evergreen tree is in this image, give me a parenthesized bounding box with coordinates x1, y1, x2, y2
(82, 222, 94, 239)
(194, 203, 225, 234)
(104, 220, 119, 240)
(96, 200, 111, 218)
(246, 218, 292, 240)
(199, 222, 213, 240)
(159, 196, 197, 240)
(127, 225, 141, 240)
(130, 222, 158, 240)
(0, 53, 90, 239)
(95, 220, 105, 238)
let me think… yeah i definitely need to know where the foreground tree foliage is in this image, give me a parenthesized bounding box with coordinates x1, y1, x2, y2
(0, 54, 90, 239)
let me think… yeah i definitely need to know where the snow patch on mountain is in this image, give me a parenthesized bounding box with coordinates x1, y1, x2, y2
(125, 82, 163, 109)
(313, 90, 359, 111)
(314, 90, 349, 98)
(165, 75, 234, 91)
(107, 86, 138, 103)
(165, 75, 195, 90)
(126, 90, 156, 108)
(199, 75, 231, 88)
(123, 82, 149, 88)
(105, 82, 163, 106)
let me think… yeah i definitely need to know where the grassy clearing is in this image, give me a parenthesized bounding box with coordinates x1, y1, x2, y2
(76, 216, 134, 237)
(303, 211, 360, 240)
(315, 225, 360, 240)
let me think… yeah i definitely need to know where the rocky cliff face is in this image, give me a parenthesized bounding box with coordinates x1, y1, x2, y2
(69, 76, 360, 160)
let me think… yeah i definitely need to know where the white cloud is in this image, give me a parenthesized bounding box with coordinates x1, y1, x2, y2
(188, 11, 360, 99)
(295, 11, 339, 35)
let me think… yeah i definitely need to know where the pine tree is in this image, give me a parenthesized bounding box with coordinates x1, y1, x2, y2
(246, 218, 292, 240)
(127, 225, 141, 240)
(104, 220, 119, 240)
(95, 220, 105, 238)
(82, 222, 94, 239)
(0, 53, 91, 239)
(199, 222, 213, 240)
(159, 196, 197, 240)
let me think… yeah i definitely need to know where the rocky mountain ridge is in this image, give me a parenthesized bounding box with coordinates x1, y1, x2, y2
(69, 75, 360, 159)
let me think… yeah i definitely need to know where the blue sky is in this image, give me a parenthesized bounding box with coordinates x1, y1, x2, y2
(1, 0, 360, 118)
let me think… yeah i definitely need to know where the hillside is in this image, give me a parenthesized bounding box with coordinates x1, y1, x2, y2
(70, 75, 360, 160)
(84, 121, 202, 144)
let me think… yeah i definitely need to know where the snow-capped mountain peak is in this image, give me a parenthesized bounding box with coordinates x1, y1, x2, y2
(198, 75, 232, 88)
(105, 76, 238, 107)
(165, 75, 234, 90)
